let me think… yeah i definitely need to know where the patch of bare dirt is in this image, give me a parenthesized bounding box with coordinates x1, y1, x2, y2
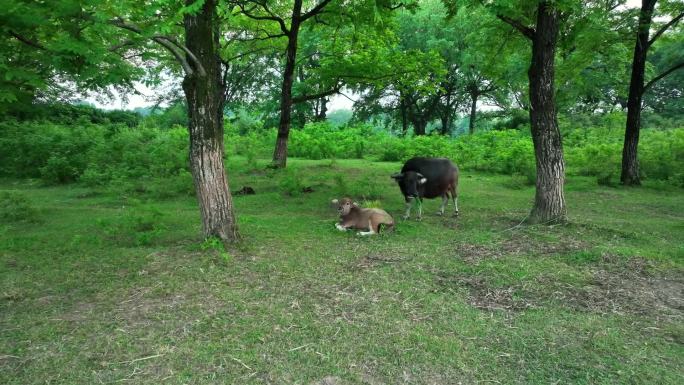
(435, 258, 683, 321)
(456, 234, 587, 263)
(435, 275, 536, 312)
(537, 266, 683, 321)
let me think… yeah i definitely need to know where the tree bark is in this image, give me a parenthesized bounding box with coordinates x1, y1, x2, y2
(412, 117, 427, 136)
(182, 0, 239, 241)
(621, 0, 656, 186)
(469, 91, 478, 135)
(399, 95, 408, 136)
(272, 0, 302, 168)
(315, 97, 328, 121)
(527, 3, 566, 224)
(440, 115, 450, 135)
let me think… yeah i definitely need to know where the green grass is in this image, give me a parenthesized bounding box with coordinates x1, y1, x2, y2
(1, 157, 683, 384)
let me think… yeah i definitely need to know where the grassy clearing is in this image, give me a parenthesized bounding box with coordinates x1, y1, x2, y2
(1, 157, 683, 384)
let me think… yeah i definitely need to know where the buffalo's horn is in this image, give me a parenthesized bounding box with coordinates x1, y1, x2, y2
(391, 173, 403, 179)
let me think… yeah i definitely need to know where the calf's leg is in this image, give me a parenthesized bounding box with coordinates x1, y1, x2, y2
(358, 219, 376, 236)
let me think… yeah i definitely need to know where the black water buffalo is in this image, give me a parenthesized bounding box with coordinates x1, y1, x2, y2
(391, 157, 459, 220)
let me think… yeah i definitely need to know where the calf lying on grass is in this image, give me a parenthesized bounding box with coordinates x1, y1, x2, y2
(331, 198, 395, 236)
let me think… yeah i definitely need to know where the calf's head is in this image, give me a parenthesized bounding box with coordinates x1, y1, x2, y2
(331, 197, 358, 216)
(391, 171, 427, 200)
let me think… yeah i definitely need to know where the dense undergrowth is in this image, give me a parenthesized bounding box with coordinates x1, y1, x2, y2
(1, 119, 683, 189)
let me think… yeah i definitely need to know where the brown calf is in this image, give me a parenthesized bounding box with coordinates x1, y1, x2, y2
(331, 198, 394, 236)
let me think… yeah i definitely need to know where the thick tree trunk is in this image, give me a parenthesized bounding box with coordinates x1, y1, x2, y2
(272, 0, 302, 168)
(469, 92, 478, 135)
(621, 0, 655, 186)
(182, 0, 239, 241)
(413, 118, 427, 136)
(440, 115, 450, 135)
(527, 3, 566, 224)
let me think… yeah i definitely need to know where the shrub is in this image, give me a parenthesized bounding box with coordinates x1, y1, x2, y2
(97, 204, 165, 246)
(352, 175, 384, 200)
(279, 169, 305, 196)
(0, 192, 40, 222)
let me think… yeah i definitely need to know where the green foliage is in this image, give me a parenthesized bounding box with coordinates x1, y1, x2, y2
(0, 120, 106, 183)
(200, 237, 233, 264)
(143, 102, 188, 128)
(0, 191, 40, 222)
(278, 169, 305, 196)
(96, 204, 165, 246)
(3, 117, 682, 188)
(288, 122, 374, 160)
(83, 126, 189, 185)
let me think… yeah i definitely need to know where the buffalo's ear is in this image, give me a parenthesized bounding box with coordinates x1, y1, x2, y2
(331, 199, 339, 206)
(391, 173, 403, 180)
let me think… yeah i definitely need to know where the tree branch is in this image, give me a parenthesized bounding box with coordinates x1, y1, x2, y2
(384, 2, 406, 11)
(496, 14, 535, 40)
(648, 11, 684, 47)
(300, 0, 334, 22)
(642, 60, 684, 94)
(292, 84, 341, 104)
(236, 3, 290, 35)
(108, 18, 205, 76)
(8, 30, 46, 50)
(108, 39, 137, 52)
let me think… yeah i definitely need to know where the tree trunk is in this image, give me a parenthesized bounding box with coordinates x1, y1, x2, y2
(527, 2, 566, 224)
(182, 0, 238, 242)
(469, 91, 478, 135)
(621, 0, 655, 186)
(315, 97, 328, 121)
(413, 118, 427, 136)
(272, 0, 302, 168)
(400, 96, 408, 136)
(440, 115, 450, 135)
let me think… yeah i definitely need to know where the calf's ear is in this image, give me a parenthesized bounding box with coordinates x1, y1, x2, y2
(391, 173, 403, 180)
(331, 199, 339, 205)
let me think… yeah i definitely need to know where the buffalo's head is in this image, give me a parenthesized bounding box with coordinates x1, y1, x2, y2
(391, 171, 427, 201)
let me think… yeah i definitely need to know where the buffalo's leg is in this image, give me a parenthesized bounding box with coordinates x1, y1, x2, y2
(335, 223, 348, 231)
(416, 198, 423, 221)
(402, 199, 413, 220)
(450, 184, 459, 216)
(437, 194, 448, 215)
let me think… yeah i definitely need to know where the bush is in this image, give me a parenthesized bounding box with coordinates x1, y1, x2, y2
(1, 107, 683, 189)
(97, 204, 165, 246)
(351, 175, 384, 200)
(0, 192, 40, 222)
(279, 169, 305, 196)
